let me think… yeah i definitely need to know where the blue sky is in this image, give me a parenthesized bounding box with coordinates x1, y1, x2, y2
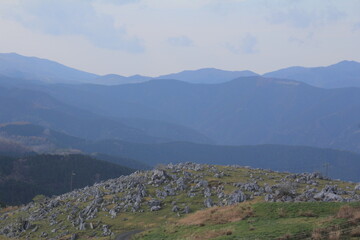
(0, 0, 359, 76)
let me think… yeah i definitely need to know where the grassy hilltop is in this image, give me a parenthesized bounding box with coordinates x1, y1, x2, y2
(0, 163, 359, 240)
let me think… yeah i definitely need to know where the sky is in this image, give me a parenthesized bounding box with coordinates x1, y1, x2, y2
(0, 0, 359, 76)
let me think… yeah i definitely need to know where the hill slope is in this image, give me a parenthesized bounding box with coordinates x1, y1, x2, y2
(0, 53, 98, 84)
(0, 122, 150, 170)
(263, 60, 360, 88)
(0, 87, 163, 143)
(0, 163, 359, 239)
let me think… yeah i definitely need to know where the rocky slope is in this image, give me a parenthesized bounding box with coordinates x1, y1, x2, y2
(0, 163, 359, 239)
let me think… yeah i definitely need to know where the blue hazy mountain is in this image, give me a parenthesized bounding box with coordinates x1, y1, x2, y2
(157, 68, 258, 84)
(81, 140, 360, 182)
(42, 77, 360, 153)
(94, 74, 152, 85)
(0, 85, 212, 144)
(263, 60, 360, 88)
(0, 53, 99, 84)
(2, 122, 360, 182)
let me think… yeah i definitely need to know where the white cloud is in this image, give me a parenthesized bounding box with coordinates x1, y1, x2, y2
(226, 34, 258, 55)
(0, 0, 145, 52)
(267, 5, 346, 28)
(167, 36, 193, 47)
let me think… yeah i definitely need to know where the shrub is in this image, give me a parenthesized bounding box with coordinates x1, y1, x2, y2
(350, 227, 360, 237)
(311, 228, 325, 240)
(277, 233, 292, 240)
(277, 208, 287, 217)
(299, 210, 318, 217)
(328, 230, 341, 240)
(32, 194, 46, 203)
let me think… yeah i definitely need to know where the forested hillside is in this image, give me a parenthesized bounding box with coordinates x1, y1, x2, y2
(0, 154, 134, 205)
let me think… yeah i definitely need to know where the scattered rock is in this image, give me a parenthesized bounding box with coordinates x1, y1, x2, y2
(228, 190, 246, 205)
(204, 198, 213, 208)
(0, 162, 355, 239)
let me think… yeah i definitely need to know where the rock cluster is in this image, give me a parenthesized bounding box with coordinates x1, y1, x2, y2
(0, 162, 359, 239)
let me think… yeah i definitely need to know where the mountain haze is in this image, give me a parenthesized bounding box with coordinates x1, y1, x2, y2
(41, 77, 360, 152)
(264, 60, 360, 88)
(3, 122, 358, 181)
(95, 74, 152, 85)
(0, 53, 98, 84)
(80, 140, 360, 182)
(157, 68, 258, 84)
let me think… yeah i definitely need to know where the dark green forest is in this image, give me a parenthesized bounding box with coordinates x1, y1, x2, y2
(0, 154, 134, 205)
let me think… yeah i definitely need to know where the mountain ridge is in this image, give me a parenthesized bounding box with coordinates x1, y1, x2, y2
(45, 76, 360, 152)
(2, 53, 360, 88)
(263, 60, 360, 88)
(0, 53, 98, 84)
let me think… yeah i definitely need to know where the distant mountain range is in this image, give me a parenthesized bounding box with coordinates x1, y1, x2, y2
(0, 85, 212, 144)
(1, 52, 360, 181)
(94, 74, 152, 85)
(0, 122, 150, 170)
(264, 60, 360, 88)
(157, 68, 258, 84)
(1, 65, 360, 152)
(86, 140, 360, 182)
(1, 122, 360, 182)
(29, 76, 360, 153)
(3, 53, 359, 88)
(0, 53, 98, 84)
(2, 51, 360, 222)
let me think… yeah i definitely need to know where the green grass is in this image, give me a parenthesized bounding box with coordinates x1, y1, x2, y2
(135, 202, 360, 240)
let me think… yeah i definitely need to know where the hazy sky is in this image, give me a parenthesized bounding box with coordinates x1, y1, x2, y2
(0, 0, 359, 76)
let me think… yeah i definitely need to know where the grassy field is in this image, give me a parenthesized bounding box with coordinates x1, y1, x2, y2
(135, 202, 360, 240)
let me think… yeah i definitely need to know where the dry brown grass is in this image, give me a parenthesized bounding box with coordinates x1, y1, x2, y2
(311, 228, 325, 240)
(328, 230, 341, 240)
(178, 204, 253, 226)
(189, 228, 233, 240)
(350, 226, 360, 237)
(299, 210, 318, 217)
(0, 206, 19, 214)
(351, 211, 360, 223)
(277, 233, 292, 240)
(337, 205, 354, 219)
(336, 205, 360, 225)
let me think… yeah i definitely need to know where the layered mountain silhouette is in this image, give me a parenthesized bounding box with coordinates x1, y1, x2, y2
(0, 53, 98, 84)
(157, 68, 258, 84)
(82, 140, 360, 181)
(94, 74, 152, 85)
(34, 77, 360, 152)
(264, 60, 360, 88)
(1, 122, 360, 181)
(1, 53, 360, 157)
(0, 85, 211, 144)
(2, 53, 360, 88)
